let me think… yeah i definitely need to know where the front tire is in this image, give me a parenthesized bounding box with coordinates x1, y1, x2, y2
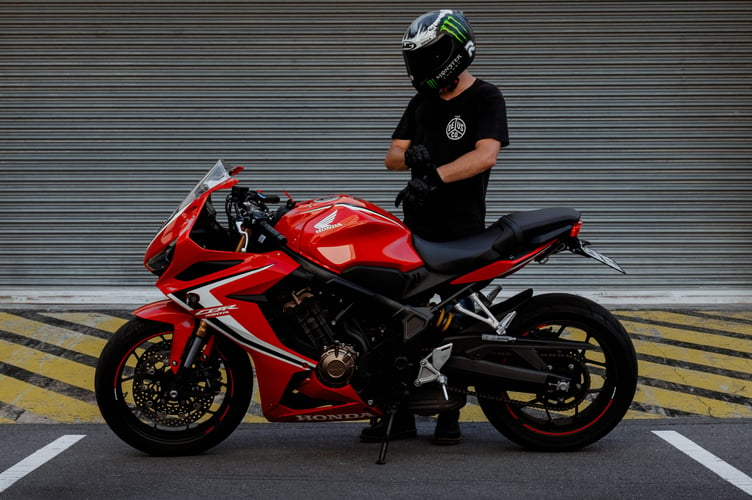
(477, 293, 637, 451)
(95, 317, 253, 455)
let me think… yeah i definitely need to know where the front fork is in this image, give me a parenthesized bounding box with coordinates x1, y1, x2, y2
(170, 319, 215, 375)
(133, 300, 217, 376)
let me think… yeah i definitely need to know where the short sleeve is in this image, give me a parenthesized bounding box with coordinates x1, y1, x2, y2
(474, 87, 510, 147)
(391, 95, 421, 140)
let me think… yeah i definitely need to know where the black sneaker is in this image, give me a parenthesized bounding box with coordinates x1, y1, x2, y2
(360, 411, 417, 443)
(432, 410, 462, 445)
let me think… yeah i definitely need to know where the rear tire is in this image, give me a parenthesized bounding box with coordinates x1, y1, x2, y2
(477, 293, 637, 451)
(95, 317, 253, 455)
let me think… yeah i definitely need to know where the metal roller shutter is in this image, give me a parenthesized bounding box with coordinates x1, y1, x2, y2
(1, 1, 750, 298)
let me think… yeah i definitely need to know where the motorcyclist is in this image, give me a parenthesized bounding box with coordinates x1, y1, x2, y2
(361, 9, 510, 445)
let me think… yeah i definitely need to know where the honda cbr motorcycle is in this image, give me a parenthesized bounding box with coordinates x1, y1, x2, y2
(95, 160, 637, 463)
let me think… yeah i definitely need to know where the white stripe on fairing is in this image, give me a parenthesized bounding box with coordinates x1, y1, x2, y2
(339, 203, 403, 226)
(175, 265, 311, 367)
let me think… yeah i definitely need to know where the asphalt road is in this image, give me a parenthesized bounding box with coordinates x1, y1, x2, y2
(0, 418, 750, 499)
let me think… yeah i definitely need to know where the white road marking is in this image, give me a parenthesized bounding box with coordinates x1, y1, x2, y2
(653, 430, 752, 496)
(0, 434, 86, 493)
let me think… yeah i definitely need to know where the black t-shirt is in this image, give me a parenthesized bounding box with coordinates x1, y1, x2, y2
(392, 79, 509, 241)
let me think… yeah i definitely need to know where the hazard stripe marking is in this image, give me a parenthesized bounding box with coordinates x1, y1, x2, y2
(638, 359, 752, 401)
(621, 319, 752, 355)
(0, 338, 96, 393)
(0, 312, 106, 358)
(705, 311, 752, 322)
(0, 309, 749, 422)
(39, 311, 128, 333)
(0, 375, 101, 423)
(618, 310, 752, 337)
(632, 338, 751, 378)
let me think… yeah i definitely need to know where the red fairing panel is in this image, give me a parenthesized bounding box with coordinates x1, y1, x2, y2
(133, 299, 196, 374)
(154, 254, 376, 421)
(275, 195, 424, 273)
(144, 174, 238, 269)
(451, 243, 554, 284)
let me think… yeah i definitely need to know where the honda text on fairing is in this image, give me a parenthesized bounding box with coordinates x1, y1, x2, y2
(95, 160, 637, 463)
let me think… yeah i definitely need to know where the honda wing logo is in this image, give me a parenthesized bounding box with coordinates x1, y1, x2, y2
(314, 211, 343, 233)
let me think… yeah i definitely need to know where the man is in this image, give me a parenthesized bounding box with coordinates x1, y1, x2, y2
(361, 9, 510, 445)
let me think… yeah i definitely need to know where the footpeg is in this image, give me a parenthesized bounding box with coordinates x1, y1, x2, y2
(455, 293, 517, 340)
(481, 311, 517, 342)
(414, 344, 452, 400)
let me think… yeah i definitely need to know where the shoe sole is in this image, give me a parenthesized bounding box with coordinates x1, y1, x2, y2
(431, 436, 462, 445)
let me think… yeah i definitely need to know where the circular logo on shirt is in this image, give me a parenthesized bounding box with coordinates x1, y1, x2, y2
(446, 116, 466, 140)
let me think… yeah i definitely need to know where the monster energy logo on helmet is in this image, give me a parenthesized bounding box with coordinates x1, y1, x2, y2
(402, 9, 473, 51)
(440, 15, 470, 43)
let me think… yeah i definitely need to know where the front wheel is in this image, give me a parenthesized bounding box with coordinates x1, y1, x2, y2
(95, 317, 253, 455)
(477, 293, 637, 451)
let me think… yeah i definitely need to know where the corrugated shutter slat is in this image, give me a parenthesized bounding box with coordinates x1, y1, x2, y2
(1, 1, 750, 291)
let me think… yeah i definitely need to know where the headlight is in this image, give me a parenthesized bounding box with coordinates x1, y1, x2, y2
(145, 240, 176, 276)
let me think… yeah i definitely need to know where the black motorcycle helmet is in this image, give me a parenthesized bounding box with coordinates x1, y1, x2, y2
(401, 10, 476, 94)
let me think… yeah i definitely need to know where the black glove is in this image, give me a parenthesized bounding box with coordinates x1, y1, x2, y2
(395, 176, 438, 208)
(404, 144, 438, 180)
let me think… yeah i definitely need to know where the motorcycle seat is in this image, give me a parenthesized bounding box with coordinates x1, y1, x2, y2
(412, 208, 581, 274)
(493, 207, 581, 250)
(413, 227, 506, 274)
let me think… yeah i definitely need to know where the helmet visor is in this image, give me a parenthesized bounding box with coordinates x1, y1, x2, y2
(403, 35, 454, 85)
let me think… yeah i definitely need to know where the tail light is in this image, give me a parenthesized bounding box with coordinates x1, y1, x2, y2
(570, 220, 583, 238)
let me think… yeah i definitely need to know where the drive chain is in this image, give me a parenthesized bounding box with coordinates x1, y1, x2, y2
(448, 352, 587, 411)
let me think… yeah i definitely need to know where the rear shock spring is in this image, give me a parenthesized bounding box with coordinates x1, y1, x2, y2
(434, 307, 455, 332)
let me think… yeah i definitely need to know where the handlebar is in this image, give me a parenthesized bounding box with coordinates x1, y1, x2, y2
(256, 193, 280, 204)
(227, 186, 287, 247)
(256, 218, 287, 245)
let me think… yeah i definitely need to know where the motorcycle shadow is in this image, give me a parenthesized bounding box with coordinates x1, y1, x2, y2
(218, 421, 611, 464)
(111, 422, 619, 498)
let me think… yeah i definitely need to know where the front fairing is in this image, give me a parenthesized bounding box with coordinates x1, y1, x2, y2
(144, 160, 239, 274)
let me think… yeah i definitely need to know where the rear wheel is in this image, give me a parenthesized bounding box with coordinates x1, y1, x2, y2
(477, 293, 637, 451)
(95, 317, 253, 455)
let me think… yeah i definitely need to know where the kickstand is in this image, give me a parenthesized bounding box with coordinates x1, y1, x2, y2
(376, 407, 397, 465)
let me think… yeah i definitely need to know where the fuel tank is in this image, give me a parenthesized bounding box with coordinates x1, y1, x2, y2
(274, 195, 424, 273)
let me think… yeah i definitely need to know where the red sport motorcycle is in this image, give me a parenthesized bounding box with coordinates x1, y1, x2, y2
(95, 160, 637, 463)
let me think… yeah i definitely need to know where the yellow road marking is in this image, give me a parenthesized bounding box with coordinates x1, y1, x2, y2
(638, 359, 751, 399)
(40, 312, 127, 334)
(618, 310, 752, 338)
(460, 403, 487, 422)
(0, 375, 102, 423)
(242, 414, 269, 423)
(624, 409, 664, 419)
(707, 311, 752, 322)
(633, 384, 752, 418)
(0, 338, 95, 392)
(632, 338, 751, 374)
(0, 312, 106, 359)
(622, 319, 752, 355)
(638, 360, 752, 400)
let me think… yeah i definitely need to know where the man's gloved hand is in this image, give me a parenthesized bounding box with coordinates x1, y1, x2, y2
(395, 176, 439, 208)
(395, 144, 444, 208)
(404, 144, 435, 177)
